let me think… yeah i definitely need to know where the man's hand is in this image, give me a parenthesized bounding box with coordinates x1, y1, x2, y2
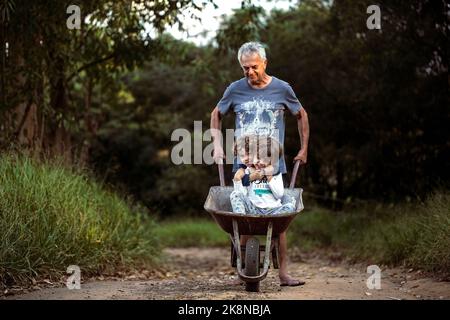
(213, 144, 225, 164)
(294, 149, 308, 165)
(210, 106, 224, 164)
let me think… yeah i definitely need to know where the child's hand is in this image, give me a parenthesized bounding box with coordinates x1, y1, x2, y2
(247, 166, 257, 174)
(247, 166, 260, 181)
(262, 165, 274, 176)
(249, 170, 264, 181)
(233, 168, 245, 181)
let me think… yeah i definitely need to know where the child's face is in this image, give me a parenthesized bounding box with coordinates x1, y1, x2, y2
(238, 150, 250, 166)
(245, 150, 270, 169)
(236, 136, 278, 169)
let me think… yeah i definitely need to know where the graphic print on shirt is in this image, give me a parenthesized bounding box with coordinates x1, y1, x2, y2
(251, 178, 272, 197)
(236, 97, 281, 141)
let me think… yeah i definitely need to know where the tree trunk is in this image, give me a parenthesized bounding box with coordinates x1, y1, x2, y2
(335, 160, 344, 210)
(79, 77, 95, 166)
(46, 57, 73, 164)
(10, 50, 41, 154)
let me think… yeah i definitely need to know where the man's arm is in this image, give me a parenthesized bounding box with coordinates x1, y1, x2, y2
(210, 106, 224, 163)
(294, 107, 309, 164)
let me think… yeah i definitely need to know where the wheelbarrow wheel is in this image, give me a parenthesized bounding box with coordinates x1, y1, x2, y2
(244, 237, 260, 292)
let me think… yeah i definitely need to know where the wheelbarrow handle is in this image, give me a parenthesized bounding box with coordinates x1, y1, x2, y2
(289, 160, 303, 189)
(218, 162, 225, 187)
(218, 159, 303, 188)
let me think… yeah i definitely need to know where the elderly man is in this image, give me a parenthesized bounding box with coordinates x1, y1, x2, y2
(210, 42, 310, 286)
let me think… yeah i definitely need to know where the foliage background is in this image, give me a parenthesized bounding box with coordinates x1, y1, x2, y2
(1, 0, 448, 216)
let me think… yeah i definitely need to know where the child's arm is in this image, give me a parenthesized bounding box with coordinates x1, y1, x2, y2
(233, 168, 248, 195)
(267, 172, 284, 200)
(233, 168, 246, 181)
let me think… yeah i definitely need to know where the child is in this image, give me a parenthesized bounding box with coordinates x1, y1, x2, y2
(230, 135, 296, 215)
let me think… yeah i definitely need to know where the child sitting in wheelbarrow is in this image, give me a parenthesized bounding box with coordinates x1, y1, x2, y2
(230, 135, 296, 215)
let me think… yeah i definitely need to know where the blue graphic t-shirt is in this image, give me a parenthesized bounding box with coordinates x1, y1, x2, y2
(217, 76, 303, 174)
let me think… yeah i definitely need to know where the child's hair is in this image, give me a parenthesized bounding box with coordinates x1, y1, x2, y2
(234, 134, 283, 165)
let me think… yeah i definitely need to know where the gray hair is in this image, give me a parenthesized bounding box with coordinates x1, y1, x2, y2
(237, 42, 267, 63)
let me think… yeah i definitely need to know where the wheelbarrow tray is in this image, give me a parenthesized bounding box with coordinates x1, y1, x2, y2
(204, 186, 304, 235)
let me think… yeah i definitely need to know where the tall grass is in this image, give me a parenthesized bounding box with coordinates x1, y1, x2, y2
(289, 193, 450, 275)
(0, 154, 160, 288)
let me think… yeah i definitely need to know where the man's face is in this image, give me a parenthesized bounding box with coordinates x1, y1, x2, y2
(240, 53, 267, 85)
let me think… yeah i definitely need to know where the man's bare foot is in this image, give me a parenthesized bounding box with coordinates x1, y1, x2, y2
(279, 275, 305, 287)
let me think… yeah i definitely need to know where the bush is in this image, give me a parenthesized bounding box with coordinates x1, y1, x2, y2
(0, 154, 160, 288)
(289, 193, 450, 275)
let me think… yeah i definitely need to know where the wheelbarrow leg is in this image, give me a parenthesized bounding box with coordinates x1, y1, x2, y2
(231, 220, 243, 276)
(262, 222, 273, 272)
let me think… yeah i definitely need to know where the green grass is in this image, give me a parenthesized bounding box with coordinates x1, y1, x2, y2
(289, 193, 450, 275)
(155, 218, 229, 247)
(157, 194, 450, 276)
(0, 154, 160, 288)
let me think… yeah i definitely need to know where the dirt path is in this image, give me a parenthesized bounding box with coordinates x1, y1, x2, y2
(5, 247, 449, 300)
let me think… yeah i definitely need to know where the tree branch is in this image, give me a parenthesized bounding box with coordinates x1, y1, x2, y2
(67, 53, 116, 82)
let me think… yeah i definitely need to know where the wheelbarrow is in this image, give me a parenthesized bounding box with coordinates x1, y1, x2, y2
(203, 160, 304, 292)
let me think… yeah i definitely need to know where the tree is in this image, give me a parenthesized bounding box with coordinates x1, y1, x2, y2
(0, 0, 213, 164)
(263, 0, 449, 202)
